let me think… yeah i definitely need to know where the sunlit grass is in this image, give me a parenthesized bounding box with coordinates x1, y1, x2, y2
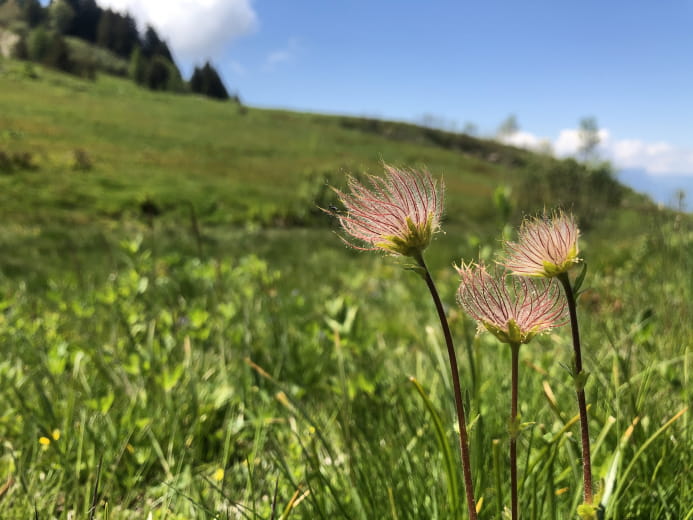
(0, 60, 690, 518)
(0, 214, 689, 518)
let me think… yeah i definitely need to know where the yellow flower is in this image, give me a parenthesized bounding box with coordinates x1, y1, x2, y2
(213, 468, 225, 482)
(39, 429, 61, 448)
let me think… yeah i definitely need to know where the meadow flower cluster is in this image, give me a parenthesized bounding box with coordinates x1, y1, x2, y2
(330, 164, 594, 520)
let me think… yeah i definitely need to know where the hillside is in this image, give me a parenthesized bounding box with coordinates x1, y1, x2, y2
(0, 59, 658, 281)
(0, 59, 691, 519)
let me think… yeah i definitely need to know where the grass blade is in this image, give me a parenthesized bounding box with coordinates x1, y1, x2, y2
(409, 376, 461, 517)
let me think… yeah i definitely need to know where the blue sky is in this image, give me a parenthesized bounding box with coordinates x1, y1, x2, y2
(92, 1, 693, 203)
(222, 1, 692, 144)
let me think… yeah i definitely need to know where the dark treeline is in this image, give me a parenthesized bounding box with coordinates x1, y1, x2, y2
(1, 0, 233, 100)
(190, 62, 230, 100)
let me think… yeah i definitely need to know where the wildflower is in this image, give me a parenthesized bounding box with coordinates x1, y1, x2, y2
(329, 164, 478, 518)
(38, 429, 60, 448)
(458, 262, 568, 520)
(213, 468, 225, 482)
(328, 164, 443, 258)
(456, 262, 567, 344)
(501, 211, 580, 277)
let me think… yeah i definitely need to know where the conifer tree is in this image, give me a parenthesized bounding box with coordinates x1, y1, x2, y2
(142, 25, 173, 62)
(48, 0, 75, 34)
(65, 0, 100, 42)
(28, 27, 48, 61)
(145, 55, 171, 90)
(129, 46, 146, 84)
(44, 32, 72, 73)
(190, 62, 229, 100)
(111, 13, 138, 58)
(96, 9, 114, 49)
(23, 0, 45, 27)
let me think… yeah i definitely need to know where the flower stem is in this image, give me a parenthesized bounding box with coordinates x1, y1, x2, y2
(510, 342, 520, 520)
(558, 272, 593, 506)
(418, 255, 478, 520)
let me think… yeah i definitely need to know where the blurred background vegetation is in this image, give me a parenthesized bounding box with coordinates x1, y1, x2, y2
(0, 28, 690, 519)
(0, 0, 232, 99)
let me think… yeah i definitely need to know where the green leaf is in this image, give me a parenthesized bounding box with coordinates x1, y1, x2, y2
(573, 262, 588, 296)
(574, 370, 591, 391)
(403, 264, 426, 278)
(577, 502, 598, 519)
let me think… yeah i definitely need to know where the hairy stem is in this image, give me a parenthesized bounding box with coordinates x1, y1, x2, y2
(418, 255, 478, 520)
(510, 342, 520, 520)
(558, 272, 593, 505)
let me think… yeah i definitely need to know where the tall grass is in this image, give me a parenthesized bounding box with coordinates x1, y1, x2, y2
(0, 205, 689, 518)
(0, 60, 690, 518)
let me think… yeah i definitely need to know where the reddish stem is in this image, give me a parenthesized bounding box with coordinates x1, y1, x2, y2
(558, 272, 593, 505)
(510, 342, 520, 520)
(419, 255, 478, 520)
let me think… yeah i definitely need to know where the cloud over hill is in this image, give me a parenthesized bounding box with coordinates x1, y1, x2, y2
(95, 0, 258, 61)
(501, 128, 693, 178)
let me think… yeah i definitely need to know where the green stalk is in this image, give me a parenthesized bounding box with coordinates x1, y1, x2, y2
(417, 254, 478, 520)
(492, 439, 503, 520)
(558, 272, 594, 507)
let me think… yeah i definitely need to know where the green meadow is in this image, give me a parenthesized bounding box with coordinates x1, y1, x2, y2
(0, 60, 691, 518)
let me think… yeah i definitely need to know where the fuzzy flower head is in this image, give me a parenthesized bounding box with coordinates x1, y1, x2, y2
(330, 164, 443, 258)
(502, 211, 580, 278)
(456, 262, 567, 344)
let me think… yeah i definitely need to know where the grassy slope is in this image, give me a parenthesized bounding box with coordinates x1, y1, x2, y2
(0, 61, 690, 519)
(0, 59, 650, 280)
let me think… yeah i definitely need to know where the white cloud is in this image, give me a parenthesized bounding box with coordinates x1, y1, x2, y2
(607, 138, 693, 175)
(264, 38, 299, 70)
(501, 128, 693, 177)
(500, 130, 541, 149)
(501, 130, 554, 153)
(553, 128, 603, 156)
(95, 0, 258, 62)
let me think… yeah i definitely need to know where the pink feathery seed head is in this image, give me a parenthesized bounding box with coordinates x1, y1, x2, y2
(502, 210, 581, 278)
(329, 164, 444, 258)
(456, 261, 568, 345)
